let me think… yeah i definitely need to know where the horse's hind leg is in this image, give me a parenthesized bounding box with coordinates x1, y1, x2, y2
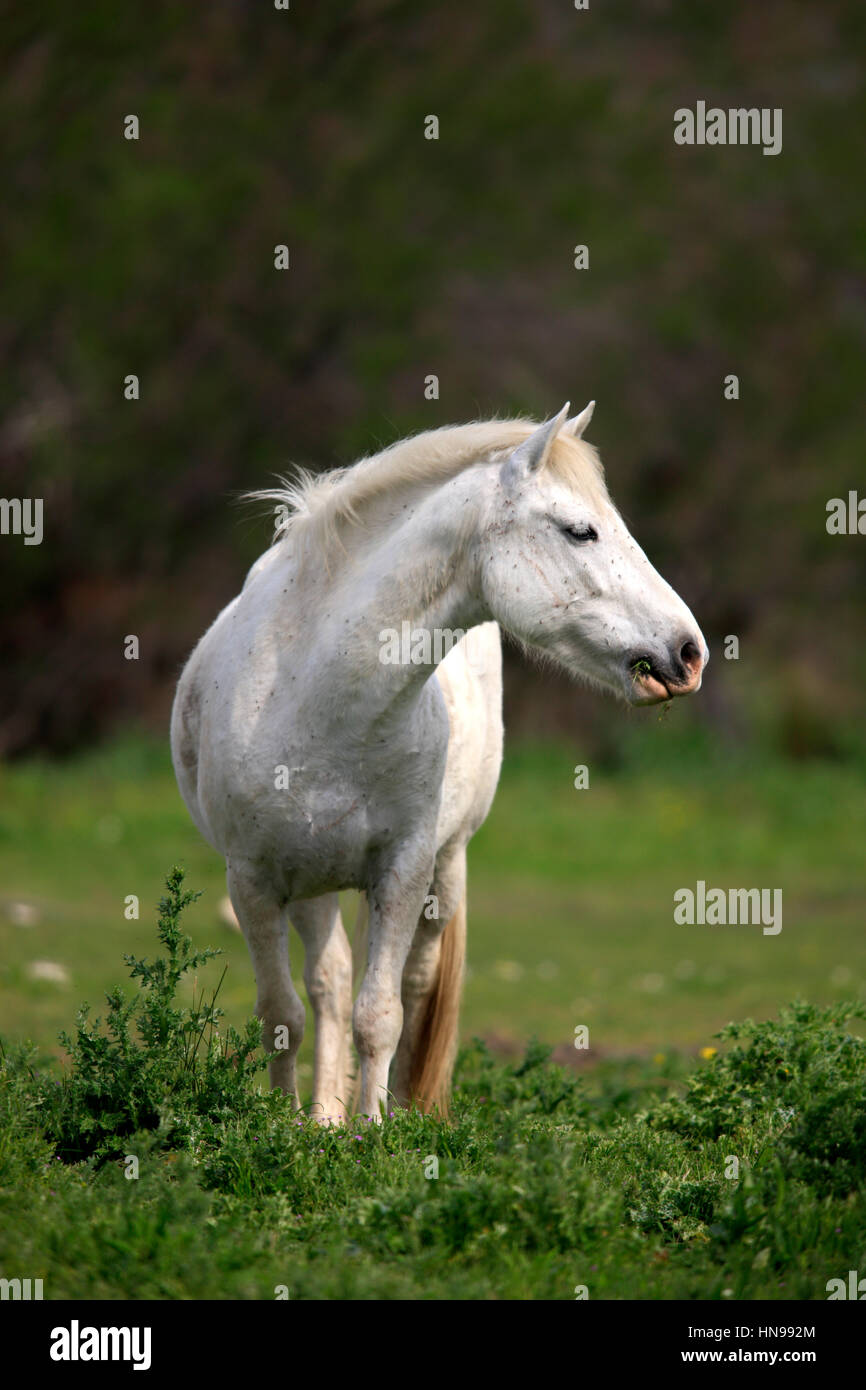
(287, 894, 353, 1124)
(391, 840, 467, 1110)
(227, 861, 305, 1105)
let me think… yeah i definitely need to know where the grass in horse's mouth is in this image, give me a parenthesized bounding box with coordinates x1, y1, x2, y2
(631, 657, 673, 712)
(630, 657, 655, 683)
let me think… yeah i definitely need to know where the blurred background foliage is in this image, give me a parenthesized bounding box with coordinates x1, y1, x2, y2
(1, 0, 865, 762)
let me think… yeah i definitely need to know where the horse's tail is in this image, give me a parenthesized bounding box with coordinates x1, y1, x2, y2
(409, 894, 466, 1118)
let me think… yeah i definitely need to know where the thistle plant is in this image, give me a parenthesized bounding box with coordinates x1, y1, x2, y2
(43, 867, 265, 1163)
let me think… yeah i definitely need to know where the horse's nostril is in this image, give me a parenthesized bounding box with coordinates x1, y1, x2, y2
(680, 639, 702, 672)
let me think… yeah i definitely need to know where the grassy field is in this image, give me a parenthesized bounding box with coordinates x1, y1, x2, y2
(1, 727, 864, 1071)
(1, 728, 864, 1300)
(0, 873, 863, 1300)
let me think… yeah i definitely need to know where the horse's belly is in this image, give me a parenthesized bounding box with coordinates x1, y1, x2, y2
(199, 777, 367, 893)
(201, 756, 443, 901)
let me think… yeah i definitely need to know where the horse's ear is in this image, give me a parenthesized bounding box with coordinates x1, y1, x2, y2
(502, 403, 570, 486)
(563, 400, 595, 439)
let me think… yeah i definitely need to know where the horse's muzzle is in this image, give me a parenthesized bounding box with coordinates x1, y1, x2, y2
(628, 636, 708, 704)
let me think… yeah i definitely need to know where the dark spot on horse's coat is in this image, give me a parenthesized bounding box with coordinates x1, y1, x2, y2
(176, 683, 203, 771)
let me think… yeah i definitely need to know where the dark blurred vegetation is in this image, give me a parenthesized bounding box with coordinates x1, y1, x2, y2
(1, 0, 864, 759)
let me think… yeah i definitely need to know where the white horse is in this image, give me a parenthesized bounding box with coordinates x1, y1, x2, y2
(171, 403, 707, 1121)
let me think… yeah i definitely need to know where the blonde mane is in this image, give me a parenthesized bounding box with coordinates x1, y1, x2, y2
(249, 417, 609, 563)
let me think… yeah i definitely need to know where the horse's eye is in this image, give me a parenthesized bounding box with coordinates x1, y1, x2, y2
(562, 524, 598, 543)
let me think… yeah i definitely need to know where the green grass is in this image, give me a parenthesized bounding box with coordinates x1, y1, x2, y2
(1, 730, 864, 1073)
(0, 871, 864, 1300)
(0, 731, 864, 1299)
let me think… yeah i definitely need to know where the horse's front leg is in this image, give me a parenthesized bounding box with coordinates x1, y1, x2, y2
(227, 860, 305, 1104)
(354, 846, 435, 1119)
(288, 893, 353, 1124)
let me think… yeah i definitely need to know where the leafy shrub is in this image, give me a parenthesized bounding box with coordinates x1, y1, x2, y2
(455, 1036, 587, 1118)
(645, 1002, 865, 1133)
(38, 867, 267, 1163)
(644, 1001, 866, 1199)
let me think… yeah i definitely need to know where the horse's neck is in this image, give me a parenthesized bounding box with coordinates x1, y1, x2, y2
(290, 468, 492, 731)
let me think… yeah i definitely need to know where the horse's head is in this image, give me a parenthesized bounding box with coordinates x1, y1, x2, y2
(480, 404, 708, 705)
